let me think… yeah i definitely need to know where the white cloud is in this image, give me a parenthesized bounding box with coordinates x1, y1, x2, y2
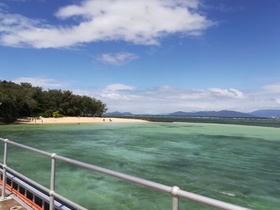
(13, 77, 68, 89)
(261, 83, 280, 93)
(101, 92, 141, 101)
(97, 52, 138, 65)
(100, 84, 141, 102)
(11, 78, 280, 113)
(93, 84, 252, 113)
(104, 83, 135, 91)
(0, 0, 212, 48)
(87, 83, 279, 113)
(208, 88, 246, 99)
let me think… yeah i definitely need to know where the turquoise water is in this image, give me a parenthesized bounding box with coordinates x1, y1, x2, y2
(0, 122, 280, 209)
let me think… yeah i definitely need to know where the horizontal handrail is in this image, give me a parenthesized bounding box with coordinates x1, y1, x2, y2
(2, 139, 52, 157)
(0, 137, 250, 210)
(54, 154, 172, 193)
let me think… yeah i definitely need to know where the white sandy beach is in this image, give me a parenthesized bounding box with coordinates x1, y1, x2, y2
(16, 117, 147, 124)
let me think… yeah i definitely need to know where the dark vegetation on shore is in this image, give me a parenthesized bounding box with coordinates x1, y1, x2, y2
(0, 80, 107, 123)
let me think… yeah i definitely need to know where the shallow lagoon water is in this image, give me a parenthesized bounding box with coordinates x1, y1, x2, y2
(0, 122, 280, 209)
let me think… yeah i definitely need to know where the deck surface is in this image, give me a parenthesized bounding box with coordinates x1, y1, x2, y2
(0, 198, 27, 210)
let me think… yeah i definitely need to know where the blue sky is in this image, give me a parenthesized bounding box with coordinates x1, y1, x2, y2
(0, 0, 280, 114)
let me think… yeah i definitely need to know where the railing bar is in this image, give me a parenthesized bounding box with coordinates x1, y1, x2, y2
(49, 154, 56, 210)
(0, 138, 250, 210)
(171, 186, 180, 210)
(177, 190, 250, 210)
(0, 137, 171, 193)
(55, 154, 172, 193)
(1, 139, 7, 199)
(0, 139, 52, 157)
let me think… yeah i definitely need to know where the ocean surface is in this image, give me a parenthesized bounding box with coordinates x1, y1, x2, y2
(0, 122, 280, 210)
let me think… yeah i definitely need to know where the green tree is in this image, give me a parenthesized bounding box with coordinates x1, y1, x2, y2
(0, 80, 107, 122)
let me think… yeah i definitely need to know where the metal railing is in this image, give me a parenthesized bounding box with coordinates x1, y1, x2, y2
(0, 137, 250, 210)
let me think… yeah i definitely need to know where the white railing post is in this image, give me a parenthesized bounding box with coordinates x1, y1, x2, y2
(171, 186, 180, 210)
(1, 139, 8, 199)
(49, 153, 56, 210)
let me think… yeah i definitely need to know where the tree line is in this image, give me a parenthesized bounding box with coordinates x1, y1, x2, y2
(0, 80, 107, 122)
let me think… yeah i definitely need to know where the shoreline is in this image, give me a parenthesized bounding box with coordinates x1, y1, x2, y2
(14, 117, 148, 124)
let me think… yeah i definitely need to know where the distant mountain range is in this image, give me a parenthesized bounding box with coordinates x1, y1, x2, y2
(169, 110, 255, 118)
(249, 110, 280, 118)
(107, 109, 280, 118)
(170, 109, 280, 118)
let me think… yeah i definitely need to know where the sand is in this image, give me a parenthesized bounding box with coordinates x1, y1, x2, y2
(15, 117, 147, 124)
